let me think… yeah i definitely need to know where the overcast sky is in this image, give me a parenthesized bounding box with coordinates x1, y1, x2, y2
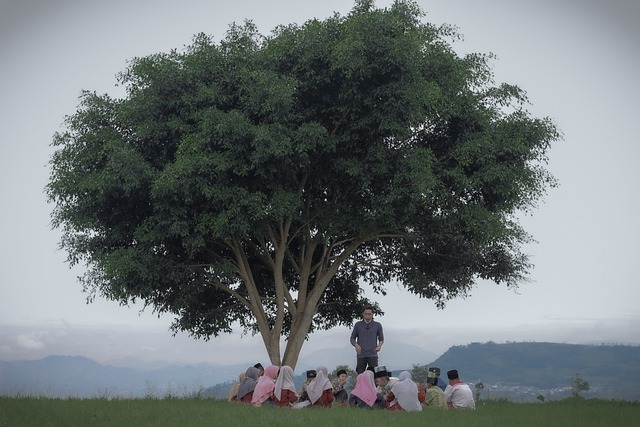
(1, 0, 639, 373)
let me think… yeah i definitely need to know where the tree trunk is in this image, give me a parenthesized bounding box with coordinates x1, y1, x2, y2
(259, 328, 282, 366)
(281, 307, 317, 369)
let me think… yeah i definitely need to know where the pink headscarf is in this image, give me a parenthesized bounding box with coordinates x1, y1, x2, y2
(252, 364, 280, 405)
(350, 370, 378, 407)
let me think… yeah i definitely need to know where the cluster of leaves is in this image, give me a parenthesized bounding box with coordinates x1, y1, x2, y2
(571, 373, 590, 398)
(47, 0, 559, 361)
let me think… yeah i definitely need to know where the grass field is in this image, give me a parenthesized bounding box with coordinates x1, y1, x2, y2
(1, 397, 638, 427)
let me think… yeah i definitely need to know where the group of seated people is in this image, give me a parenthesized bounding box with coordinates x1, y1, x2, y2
(227, 362, 475, 411)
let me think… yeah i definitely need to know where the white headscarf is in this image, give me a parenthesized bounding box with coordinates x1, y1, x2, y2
(391, 371, 422, 412)
(274, 365, 297, 401)
(306, 365, 332, 403)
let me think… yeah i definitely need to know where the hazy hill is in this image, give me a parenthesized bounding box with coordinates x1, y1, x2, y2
(425, 342, 640, 401)
(0, 355, 248, 398)
(2, 342, 638, 400)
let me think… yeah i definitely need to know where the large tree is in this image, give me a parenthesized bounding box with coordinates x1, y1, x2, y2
(47, 0, 559, 368)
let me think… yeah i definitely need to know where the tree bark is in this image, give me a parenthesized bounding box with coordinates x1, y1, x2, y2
(282, 307, 316, 369)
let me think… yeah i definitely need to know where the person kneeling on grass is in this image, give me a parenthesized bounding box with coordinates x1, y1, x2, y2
(386, 371, 422, 412)
(349, 370, 386, 409)
(236, 366, 260, 403)
(228, 371, 245, 402)
(444, 369, 475, 410)
(297, 370, 315, 402)
(294, 366, 334, 408)
(332, 368, 349, 405)
(374, 366, 397, 400)
(252, 364, 280, 406)
(274, 366, 299, 407)
(424, 371, 447, 409)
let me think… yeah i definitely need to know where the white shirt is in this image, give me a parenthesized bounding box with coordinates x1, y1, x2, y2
(444, 382, 475, 409)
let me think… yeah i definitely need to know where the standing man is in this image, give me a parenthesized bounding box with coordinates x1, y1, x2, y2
(350, 305, 384, 374)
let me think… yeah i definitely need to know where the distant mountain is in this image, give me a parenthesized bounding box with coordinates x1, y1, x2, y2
(424, 342, 640, 401)
(0, 355, 247, 398)
(2, 343, 638, 401)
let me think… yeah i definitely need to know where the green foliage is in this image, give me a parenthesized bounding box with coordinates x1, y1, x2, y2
(571, 373, 590, 398)
(410, 364, 430, 383)
(47, 1, 560, 366)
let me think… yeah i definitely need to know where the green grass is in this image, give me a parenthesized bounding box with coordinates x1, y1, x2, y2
(1, 397, 638, 427)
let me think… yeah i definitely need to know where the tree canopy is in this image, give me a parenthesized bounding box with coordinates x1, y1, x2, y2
(47, 0, 560, 367)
